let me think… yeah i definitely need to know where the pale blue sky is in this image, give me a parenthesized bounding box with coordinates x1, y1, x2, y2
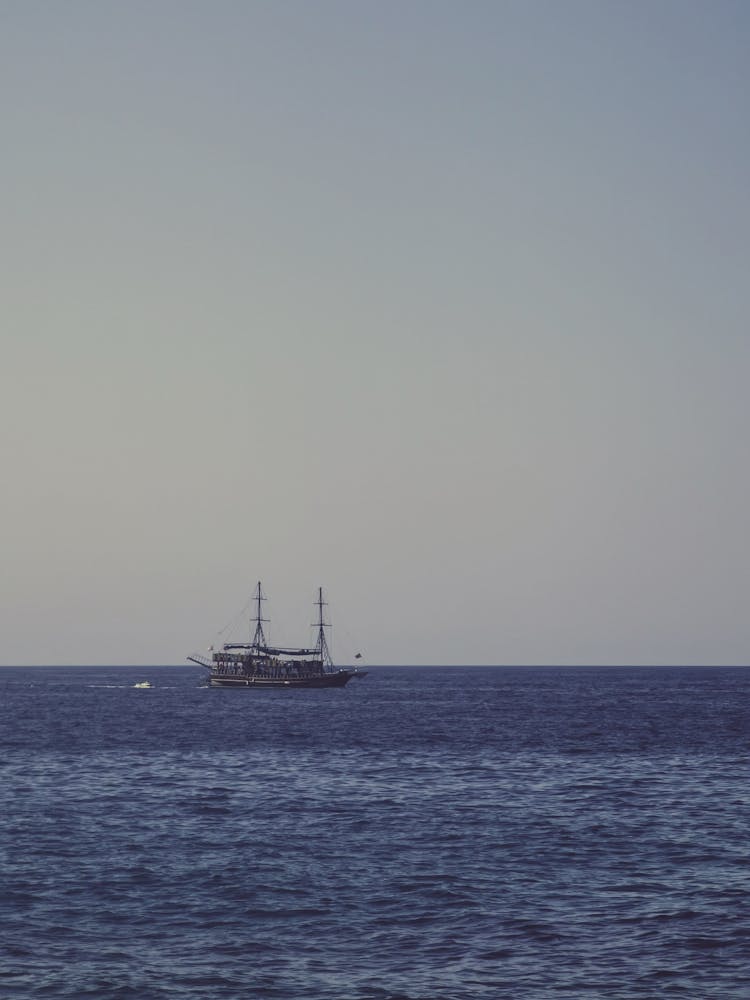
(2, 1, 748, 665)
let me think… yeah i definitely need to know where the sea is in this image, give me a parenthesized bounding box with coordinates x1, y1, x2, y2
(0, 665, 748, 1000)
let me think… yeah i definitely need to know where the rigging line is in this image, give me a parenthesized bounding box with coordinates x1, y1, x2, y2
(215, 595, 253, 640)
(336, 623, 365, 656)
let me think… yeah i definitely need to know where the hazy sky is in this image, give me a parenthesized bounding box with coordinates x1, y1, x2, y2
(2, 1, 748, 666)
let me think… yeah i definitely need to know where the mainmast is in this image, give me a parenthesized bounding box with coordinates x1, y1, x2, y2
(314, 587, 332, 667)
(251, 581, 269, 649)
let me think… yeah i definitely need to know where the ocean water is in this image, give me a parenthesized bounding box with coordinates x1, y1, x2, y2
(0, 665, 748, 1000)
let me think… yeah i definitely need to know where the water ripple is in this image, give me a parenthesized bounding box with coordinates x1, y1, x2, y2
(0, 665, 749, 998)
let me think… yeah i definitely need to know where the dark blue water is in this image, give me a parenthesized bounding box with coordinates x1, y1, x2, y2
(1, 666, 748, 999)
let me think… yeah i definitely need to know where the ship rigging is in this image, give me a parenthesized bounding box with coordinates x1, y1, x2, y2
(188, 582, 362, 688)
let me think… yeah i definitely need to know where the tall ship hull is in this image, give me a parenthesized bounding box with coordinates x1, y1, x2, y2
(202, 671, 354, 689)
(188, 583, 362, 689)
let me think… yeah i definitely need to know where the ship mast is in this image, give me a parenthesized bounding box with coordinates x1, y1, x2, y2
(314, 587, 332, 667)
(251, 581, 269, 649)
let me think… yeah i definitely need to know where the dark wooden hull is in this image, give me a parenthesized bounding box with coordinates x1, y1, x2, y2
(208, 670, 354, 689)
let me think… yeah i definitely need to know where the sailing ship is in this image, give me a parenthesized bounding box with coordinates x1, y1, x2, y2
(188, 583, 362, 688)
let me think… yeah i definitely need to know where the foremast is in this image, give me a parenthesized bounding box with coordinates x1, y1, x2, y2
(314, 586, 333, 667)
(251, 581, 269, 650)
